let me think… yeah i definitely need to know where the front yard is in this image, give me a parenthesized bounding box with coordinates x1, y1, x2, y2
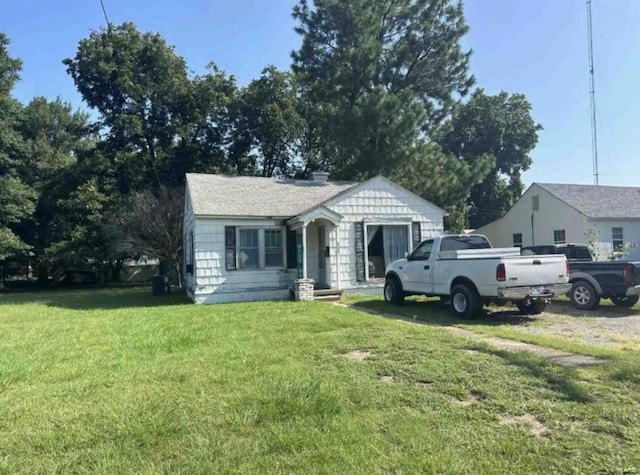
(1, 288, 639, 473)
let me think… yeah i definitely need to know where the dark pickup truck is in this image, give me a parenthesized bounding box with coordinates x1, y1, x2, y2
(522, 244, 640, 310)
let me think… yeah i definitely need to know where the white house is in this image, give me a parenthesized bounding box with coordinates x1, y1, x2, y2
(183, 172, 446, 304)
(477, 183, 640, 261)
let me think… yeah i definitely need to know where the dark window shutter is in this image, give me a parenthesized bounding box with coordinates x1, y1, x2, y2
(355, 222, 365, 282)
(412, 222, 422, 251)
(225, 226, 236, 271)
(187, 231, 195, 274)
(286, 228, 298, 269)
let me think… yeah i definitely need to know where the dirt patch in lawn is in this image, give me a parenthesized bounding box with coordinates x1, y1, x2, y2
(500, 414, 547, 438)
(453, 390, 486, 407)
(344, 349, 374, 360)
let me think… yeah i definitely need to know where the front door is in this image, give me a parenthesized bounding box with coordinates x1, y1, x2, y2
(318, 225, 327, 287)
(402, 239, 434, 293)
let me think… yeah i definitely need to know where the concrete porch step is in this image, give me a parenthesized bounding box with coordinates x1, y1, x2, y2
(313, 289, 343, 302)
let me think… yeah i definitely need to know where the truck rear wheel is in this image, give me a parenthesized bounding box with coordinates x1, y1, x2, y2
(516, 299, 547, 315)
(610, 295, 639, 308)
(450, 284, 481, 319)
(569, 281, 600, 310)
(384, 277, 405, 305)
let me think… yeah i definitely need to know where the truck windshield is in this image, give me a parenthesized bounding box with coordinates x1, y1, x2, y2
(440, 236, 492, 251)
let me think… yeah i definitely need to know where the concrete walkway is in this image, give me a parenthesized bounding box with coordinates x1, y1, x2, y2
(333, 303, 604, 368)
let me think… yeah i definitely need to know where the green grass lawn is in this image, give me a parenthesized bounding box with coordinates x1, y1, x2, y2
(1, 288, 639, 474)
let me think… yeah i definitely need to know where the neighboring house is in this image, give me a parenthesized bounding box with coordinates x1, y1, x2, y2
(183, 172, 446, 304)
(477, 183, 640, 261)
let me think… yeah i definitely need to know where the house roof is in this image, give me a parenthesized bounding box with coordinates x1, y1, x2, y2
(536, 183, 640, 219)
(186, 173, 358, 217)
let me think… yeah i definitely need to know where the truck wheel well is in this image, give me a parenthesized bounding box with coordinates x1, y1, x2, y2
(450, 277, 478, 295)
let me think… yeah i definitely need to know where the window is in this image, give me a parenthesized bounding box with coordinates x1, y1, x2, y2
(440, 235, 491, 251)
(410, 240, 434, 260)
(184, 231, 194, 274)
(512, 233, 523, 248)
(234, 227, 286, 270)
(264, 229, 283, 267)
(553, 229, 566, 244)
(238, 229, 259, 269)
(532, 195, 539, 211)
(612, 227, 624, 252)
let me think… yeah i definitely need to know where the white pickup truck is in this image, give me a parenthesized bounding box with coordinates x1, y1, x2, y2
(384, 234, 571, 318)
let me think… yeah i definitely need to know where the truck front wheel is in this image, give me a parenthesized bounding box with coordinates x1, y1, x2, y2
(516, 299, 547, 315)
(450, 284, 482, 319)
(384, 277, 405, 305)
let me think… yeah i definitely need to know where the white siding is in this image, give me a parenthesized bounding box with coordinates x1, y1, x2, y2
(190, 218, 296, 304)
(478, 184, 588, 249)
(590, 219, 640, 261)
(325, 176, 445, 290)
(182, 187, 197, 299)
(184, 175, 446, 303)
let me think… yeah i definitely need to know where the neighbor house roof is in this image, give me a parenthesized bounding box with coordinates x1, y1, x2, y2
(186, 173, 358, 217)
(536, 183, 640, 219)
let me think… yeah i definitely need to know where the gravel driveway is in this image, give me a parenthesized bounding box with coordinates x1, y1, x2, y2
(507, 301, 640, 350)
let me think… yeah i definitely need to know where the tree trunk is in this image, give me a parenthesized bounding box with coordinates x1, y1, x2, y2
(36, 263, 49, 286)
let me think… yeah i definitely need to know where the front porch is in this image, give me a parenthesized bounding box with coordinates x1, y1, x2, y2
(287, 206, 343, 301)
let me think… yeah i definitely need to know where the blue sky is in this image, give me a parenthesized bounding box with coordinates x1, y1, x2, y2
(3, 0, 640, 187)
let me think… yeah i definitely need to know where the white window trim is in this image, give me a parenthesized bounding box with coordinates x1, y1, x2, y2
(364, 222, 411, 281)
(612, 227, 624, 250)
(236, 226, 287, 271)
(553, 229, 566, 245)
(513, 233, 523, 248)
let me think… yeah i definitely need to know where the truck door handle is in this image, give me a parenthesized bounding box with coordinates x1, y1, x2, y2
(532, 260, 541, 265)
(424, 265, 430, 270)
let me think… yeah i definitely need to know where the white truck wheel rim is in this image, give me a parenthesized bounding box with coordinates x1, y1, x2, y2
(453, 293, 467, 313)
(385, 284, 393, 301)
(575, 287, 590, 305)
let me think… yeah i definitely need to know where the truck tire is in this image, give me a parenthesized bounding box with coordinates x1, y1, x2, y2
(610, 295, 639, 308)
(516, 299, 547, 315)
(569, 281, 600, 310)
(384, 276, 405, 305)
(450, 284, 482, 319)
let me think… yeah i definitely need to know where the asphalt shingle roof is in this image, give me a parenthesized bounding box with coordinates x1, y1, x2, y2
(186, 173, 358, 217)
(537, 183, 640, 218)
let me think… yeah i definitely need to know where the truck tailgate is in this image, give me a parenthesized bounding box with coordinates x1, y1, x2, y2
(503, 255, 568, 287)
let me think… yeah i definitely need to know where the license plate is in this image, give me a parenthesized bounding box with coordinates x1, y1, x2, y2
(530, 286, 546, 296)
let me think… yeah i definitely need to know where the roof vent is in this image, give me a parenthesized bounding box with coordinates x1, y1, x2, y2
(311, 170, 329, 183)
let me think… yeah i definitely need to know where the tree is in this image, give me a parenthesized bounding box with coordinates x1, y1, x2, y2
(0, 33, 35, 260)
(437, 89, 542, 228)
(64, 22, 190, 190)
(291, 0, 474, 178)
(391, 142, 493, 231)
(12, 97, 92, 282)
(234, 66, 305, 177)
(117, 188, 184, 284)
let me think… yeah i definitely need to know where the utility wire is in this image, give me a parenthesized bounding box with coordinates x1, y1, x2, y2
(99, 0, 110, 26)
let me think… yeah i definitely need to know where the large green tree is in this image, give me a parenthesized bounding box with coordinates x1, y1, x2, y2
(436, 89, 541, 228)
(13, 97, 92, 282)
(291, 0, 474, 178)
(234, 66, 305, 177)
(64, 23, 240, 189)
(0, 33, 35, 260)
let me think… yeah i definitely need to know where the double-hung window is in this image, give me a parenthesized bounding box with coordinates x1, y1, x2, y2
(238, 229, 260, 269)
(236, 227, 285, 270)
(612, 227, 624, 252)
(264, 229, 284, 267)
(553, 229, 566, 245)
(512, 233, 523, 248)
